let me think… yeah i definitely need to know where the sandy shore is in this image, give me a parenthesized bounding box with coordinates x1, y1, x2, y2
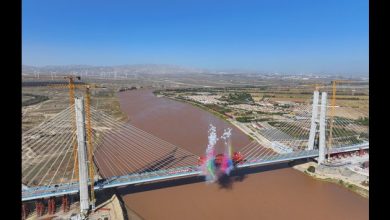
(292, 160, 369, 198)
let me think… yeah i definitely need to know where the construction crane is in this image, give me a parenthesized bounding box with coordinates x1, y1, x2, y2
(49, 76, 82, 181)
(49, 76, 82, 182)
(85, 85, 96, 209)
(48, 76, 96, 208)
(327, 80, 355, 161)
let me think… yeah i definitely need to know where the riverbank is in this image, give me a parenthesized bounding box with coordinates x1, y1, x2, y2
(88, 192, 126, 220)
(163, 95, 255, 142)
(164, 95, 230, 120)
(292, 160, 369, 198)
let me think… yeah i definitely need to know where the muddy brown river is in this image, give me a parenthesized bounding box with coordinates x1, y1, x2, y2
(114, 89, 368, 220)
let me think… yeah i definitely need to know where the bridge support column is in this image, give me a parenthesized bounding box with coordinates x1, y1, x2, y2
(318, 92, 327, 164)
(48, 197, 56, 215)
(35, 199, 44, 217)
(308, 91, 319, 150)
(22, 203, 28, 220)
(359, 148, 364, 156)
(35, 201, 39, 217)
(75, 97, 90, 214)
(62, 195, 69, 213)
(47, 198, 52, 215)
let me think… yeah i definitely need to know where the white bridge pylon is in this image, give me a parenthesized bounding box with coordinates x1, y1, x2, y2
(307, 91, 319, 150)
(74, 97, 90, 214)
(307, 91, 328, 164)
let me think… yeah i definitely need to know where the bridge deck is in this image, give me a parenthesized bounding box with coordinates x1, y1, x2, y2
(22, 143, 368, 201)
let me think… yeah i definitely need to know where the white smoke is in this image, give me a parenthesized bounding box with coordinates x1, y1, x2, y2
(206, 124, 218, 154)
(220, 128, 232, 146)
(202, 124, 218, 183)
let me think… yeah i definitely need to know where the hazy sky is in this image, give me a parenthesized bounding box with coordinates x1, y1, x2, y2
(23, 0, 368, 75)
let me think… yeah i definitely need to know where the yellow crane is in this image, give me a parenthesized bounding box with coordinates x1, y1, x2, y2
(49, 76, 82, 181)
(48, 76, 97, 208)
(327, 80, 355, 161)
(85, 85, 96, 209)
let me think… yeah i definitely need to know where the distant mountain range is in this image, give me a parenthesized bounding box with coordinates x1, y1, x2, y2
(22, 64, 368, 79)
(22, 64, 208, 75)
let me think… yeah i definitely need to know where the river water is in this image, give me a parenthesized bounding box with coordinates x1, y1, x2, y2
(115, 89, 368, 220)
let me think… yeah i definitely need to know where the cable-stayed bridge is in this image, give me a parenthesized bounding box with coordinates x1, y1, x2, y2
(22, 91, 369, 215)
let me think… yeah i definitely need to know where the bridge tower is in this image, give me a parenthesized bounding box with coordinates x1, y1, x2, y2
(74, 97, 90, 215)
(307, 91, 328, 164)
(307, 90, 319, 150)
(318, 92, 327, 164)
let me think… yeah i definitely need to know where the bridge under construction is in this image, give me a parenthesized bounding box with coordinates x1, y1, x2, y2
(22, 90, 369, 218)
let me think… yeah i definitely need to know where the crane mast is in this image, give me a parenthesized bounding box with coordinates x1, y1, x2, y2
(327, 80, 355, 161)
(85, 86, 96, 209)
(48, 76, 96, 208)
(64, 76, 81, 180)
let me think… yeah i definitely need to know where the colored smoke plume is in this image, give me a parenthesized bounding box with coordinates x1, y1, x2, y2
(220, 128, 234, 175)
(200, 125, 235, 183)
(201, 124, 218, 183)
